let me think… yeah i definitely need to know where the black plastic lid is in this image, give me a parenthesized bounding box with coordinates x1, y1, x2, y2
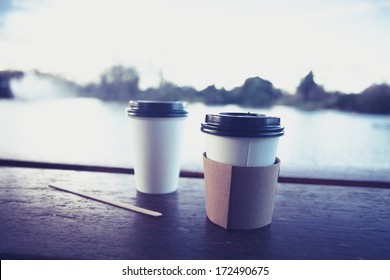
(127, 100, 188, 118)
(201, 112, 284, 137)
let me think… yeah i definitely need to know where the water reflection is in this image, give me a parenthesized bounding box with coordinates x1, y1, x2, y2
(0, 98, 389, 181)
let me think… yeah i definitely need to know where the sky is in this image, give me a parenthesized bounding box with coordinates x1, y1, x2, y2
(1, 0, 390, 93)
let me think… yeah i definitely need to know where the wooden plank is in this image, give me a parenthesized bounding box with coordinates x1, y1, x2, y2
(0, 167, 389, 260)
(1, 159, 389, 189)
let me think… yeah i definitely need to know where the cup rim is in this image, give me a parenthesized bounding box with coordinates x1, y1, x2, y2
(201, 112, 284, 137)
(127, 100, 188, 118)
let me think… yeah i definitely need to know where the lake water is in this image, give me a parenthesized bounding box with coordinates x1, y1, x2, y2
(1, 98, 389, 181)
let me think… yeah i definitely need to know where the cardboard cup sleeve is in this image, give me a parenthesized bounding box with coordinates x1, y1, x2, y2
(203, 152, 281, 230)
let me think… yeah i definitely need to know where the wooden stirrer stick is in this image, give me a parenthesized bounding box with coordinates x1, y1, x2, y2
(48, 183, 162, 217)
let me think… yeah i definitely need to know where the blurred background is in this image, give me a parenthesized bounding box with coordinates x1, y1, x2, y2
(1, 0, 389, 181)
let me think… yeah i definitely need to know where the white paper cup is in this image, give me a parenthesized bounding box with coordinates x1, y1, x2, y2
(127, 101, 188, 194)
(201, 112, 284, 166)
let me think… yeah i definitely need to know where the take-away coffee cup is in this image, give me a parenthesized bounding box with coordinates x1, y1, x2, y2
(127, 100, 188, 194)
(201, 112, 284, 230)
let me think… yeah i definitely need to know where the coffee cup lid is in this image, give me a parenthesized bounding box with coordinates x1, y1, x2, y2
(201, 112, 284, 137)
(127, 100, 188, 118)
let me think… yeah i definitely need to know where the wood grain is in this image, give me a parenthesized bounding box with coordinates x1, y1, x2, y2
(1, 167, 389, 260)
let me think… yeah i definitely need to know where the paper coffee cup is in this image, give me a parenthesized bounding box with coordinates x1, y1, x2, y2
(201, 112, 284, 166)
(127, 101, 188, 194)
(201, 112, 284, 230)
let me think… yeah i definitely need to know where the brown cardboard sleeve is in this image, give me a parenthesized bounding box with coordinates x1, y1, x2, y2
(203, 152, 281, 230)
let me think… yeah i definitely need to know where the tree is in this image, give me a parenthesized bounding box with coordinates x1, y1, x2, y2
(0, 70, 24, 98)
(296, 71, 326, 101)
(98, 65, 140, 100)
(200, 85, 229, 105)
(234, 77, 282, 107)
(356, 84, 390, 114)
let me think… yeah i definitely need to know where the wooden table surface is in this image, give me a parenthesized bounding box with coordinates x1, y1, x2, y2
(1, 166, 389, 260)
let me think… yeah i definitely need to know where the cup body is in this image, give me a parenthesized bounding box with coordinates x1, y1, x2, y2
(204, 133, 280, 167)
(203, 153, 281, 229)
(127, 101, 187, 194)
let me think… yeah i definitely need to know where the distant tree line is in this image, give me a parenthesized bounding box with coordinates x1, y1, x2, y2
(1, 66, 390, 114)
(79, 65, 284, 107)
(284, 71, 390, 114)
(79, 66, 390, 114)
